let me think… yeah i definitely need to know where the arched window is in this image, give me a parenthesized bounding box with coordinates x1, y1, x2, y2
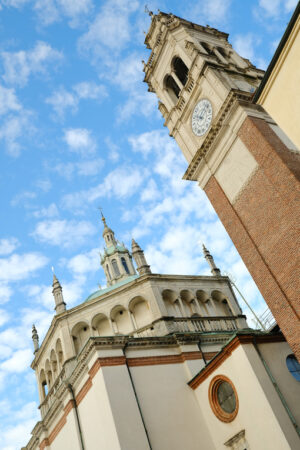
(200, 41, 212, 54)
(106, 264, 111, 280)
(121, 257, 130, 274)
(164, 74, 180, 102)
(217, 46, 227, 59)
(222, 299, 233, 316)
(112, 259, 120, 277)
(172, 57, 188, 86)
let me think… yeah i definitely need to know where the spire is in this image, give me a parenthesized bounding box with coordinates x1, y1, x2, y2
(52, 272, 66, 314)
(131, 238, 151, 275)
(202, 244, 221, 276)
(32, 324, 39, 354)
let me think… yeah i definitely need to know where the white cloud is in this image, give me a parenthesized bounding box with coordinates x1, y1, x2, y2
(285, 0, 298, 12)
(46, 86, 78, 118)
(256, 0, 297, 18)
(0, 85, 21, 115)
(11, 190, 36, 206)
(184, 0, 232, 25)
(0, 111, 35, 157)
(46, 81, 107, 118)
(0, 238, 19, 256)
(62, 165, 145, 211)
(77, 158, 104, 176)
(34, 0, 93, 27)
(65, 247, 99, 275)
(78, 0, 139, 61)
(32, 219, 96, 247)
(0, 252, 48, 282)
(53, 158, 104, 179)
(73, 81, 107, 100)
(32, 203, 59, 219)
(0, 284, 13, 304)
(36, 179, 52, 192)
(63, 128, 96, 155)
(0, 309, 10, 327)
(1, 348, 32, 373)
(2, 41, 63, 87)
(105, 137, 120, 162)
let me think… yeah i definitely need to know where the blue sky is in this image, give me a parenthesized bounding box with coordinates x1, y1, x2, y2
(0, 0, 297, 448)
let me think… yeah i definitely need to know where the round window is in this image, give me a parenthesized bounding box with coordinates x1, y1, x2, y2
(209, 375, 238, 422)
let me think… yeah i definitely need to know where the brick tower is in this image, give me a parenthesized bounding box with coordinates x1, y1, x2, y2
(143, 11, 300, 360)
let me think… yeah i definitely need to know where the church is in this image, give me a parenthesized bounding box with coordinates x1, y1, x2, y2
(23, 8, 300, 450)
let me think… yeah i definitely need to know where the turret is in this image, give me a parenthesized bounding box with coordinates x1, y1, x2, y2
(131, 239, 151, 275)
(202, 244, 221, 276)
(100, 214, 136, 286)
(52, 273, 66, 314)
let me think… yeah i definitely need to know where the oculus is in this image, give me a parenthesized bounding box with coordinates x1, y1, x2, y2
(209, 375, 238, 422)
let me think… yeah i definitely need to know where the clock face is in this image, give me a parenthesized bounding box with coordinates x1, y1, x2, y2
(191, 99, 213, 136)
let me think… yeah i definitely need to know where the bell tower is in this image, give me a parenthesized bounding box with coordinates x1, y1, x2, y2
(144, 12, 300, 360)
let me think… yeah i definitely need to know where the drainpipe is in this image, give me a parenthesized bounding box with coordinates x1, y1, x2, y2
(253, 338, 300, 437)
(67, 383, 85, 450)
(197, 339, 207, 365)
(122, 343, 152, 449)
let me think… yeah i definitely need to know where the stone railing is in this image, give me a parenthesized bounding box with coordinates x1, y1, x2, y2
(132, 315, 247, 338)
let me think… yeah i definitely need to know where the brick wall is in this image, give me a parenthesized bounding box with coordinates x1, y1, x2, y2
(204, 115, 300, 361)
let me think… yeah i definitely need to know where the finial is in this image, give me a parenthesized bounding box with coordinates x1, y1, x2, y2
(98, 206, 107, 227)
(142, 60, 147, 70)
(32, 324, 39, 354)
(145, 4, 153, 16)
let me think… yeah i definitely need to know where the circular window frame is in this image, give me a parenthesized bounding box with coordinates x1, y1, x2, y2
(209, 375, 239, 423)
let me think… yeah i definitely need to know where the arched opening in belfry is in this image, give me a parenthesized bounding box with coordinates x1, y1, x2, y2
(172, 57, 188, 86)
(217, 46, 227, 60)
(106, 264, 112, 280)
(164, 74, 180, 103)
(112, 259, 120, 277)
(121, 257, 130, 274)
(200, 41, 213, 54)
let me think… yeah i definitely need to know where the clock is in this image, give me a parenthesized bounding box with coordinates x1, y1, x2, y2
(191, 99, 213, 136)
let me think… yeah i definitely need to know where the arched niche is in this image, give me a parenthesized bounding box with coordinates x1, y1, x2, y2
(92, 313, 111, 336)
(71, 321, 91, 355)
(55, 338, 64, 369)
(45, 359, 53, 388)
(172, 56, 188, 86)
(180, 289, 194, 316)
(111, 306, 132, 335)
(40, 369, 47, 400)
(162, 289, 179, 316)
(211, 290, 233, 316)
(50, 349, 58, 377)
(196, 290, 212, 316)
(129, 296, 151, 329)
(164, 74, 180, 103)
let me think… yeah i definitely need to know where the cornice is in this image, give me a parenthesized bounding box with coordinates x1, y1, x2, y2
(188, 332, 286, 389)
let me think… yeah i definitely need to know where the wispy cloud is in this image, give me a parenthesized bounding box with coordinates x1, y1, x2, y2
(0, 85, 21, 115)
(0, 252, 48, 282)
(1, 41, 63, 87)
(46, 81, 107, 118)
(34, 0, 94, 27)
(32, 219, 97, 247)
(0, 238, 19, 256)
(63, 128, 96, 155)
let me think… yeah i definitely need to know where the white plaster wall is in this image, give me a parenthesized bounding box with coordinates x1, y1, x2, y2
(50, 408, 81, 450)
(130, 362, 215, 450)
(258, 341, 300, 425)
(193, 344, 299, 449)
